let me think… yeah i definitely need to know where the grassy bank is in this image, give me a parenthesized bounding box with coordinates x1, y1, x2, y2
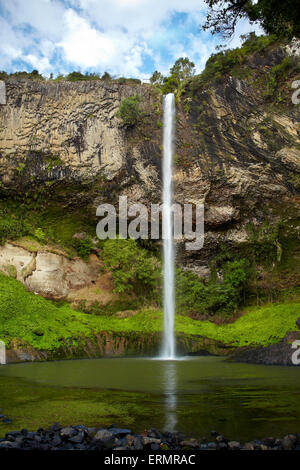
(0, 273, 299, 352)
(176, 303, 300, 347)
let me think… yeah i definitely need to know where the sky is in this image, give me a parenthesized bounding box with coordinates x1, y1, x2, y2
(0, 0, 264, 80)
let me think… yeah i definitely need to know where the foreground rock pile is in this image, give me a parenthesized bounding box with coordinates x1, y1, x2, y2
(0, 424, 300, 450)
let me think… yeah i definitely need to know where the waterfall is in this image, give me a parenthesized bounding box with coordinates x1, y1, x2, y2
(161, 93, 175, 359)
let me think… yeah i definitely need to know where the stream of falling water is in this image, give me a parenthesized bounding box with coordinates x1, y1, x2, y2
(161, 93, 176, 359)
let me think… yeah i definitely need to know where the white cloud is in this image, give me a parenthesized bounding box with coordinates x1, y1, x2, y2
(2, 0, 65, 39)
(59, 9, 117, 68)
(76, 0, 207, 34)
(22, 54, 52, 73)
(58, 8, 151, 77)
(0, 0, 64, 74)
(0, 0, 264, 78)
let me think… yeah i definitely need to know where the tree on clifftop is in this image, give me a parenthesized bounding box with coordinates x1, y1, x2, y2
(150, 71, 164, 86)
(203, 0, 300, 39)
(170, 57, 196, 81)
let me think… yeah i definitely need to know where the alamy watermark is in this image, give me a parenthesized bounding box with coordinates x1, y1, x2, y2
(0, 341, 6, 365)
(291, 340, 300, 365)
(96, 196, 204, 251)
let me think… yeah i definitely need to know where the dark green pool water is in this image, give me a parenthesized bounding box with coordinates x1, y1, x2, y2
(1, 356, 300, 442)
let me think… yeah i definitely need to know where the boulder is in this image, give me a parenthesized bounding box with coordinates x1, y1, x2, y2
(60, 427, 76, 438)
(93, 429, 114, 448)
(180, 438, 199, 448)
(228, 441, 241, 450)
(244, 442, 255, 450)
(133, 436, 144, 450)
(69, 431, 84, 443)
(282, 434, 297, 450)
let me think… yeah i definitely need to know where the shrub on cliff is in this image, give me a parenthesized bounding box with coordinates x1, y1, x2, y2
(66, 71, 100, 81)
(117, 95, 143, 127)
(1, 69, 44, 81)
(176, 270, 234, 317)
(189, 33, 279, 92)
(71, 237, 94, 261)
(102, 238, 160, 297)
(116, 77, 142, 85)
(0, 212, 31, 245)
(34, 228, 46, 244)
(176, 258, 249, 318)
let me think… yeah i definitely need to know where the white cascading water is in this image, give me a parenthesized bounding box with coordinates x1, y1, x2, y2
(161, 93, 176, 359)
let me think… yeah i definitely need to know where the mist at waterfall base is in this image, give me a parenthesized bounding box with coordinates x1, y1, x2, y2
(161, 93, 176, 360)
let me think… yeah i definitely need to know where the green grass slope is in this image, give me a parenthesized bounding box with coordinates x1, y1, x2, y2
(0, 273, 299, 352)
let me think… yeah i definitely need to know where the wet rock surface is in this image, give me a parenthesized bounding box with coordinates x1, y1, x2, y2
(229, 331, 300, 365)
(1, 424, 300, 451)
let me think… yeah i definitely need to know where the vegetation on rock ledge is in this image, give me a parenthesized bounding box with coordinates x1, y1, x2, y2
(0, 273, 299, 355)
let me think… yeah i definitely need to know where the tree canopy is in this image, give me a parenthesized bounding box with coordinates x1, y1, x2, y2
(150, 71, 164, 85)
(203, 0, 300, 39)
(169, 57, 196, 81)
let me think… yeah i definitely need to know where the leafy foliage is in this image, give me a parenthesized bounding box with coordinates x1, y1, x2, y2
(0, 69, 44, 80)
(169, 57, 196, 81)
(0, 197, 97, 257)
(102, 238, 160, 296)
(116, 77, 142, 85)
(117, 95, 143, 126)
(245, 220, 282, 266)
(150, 71, 164, 85)
(77, 298, 142, 316)
(0, 273, 161, 351)
(262, 56, 299, 98)
(101, 72, 112, 81)
(0, 211, 31, 245)
(0, 68, 143, 85)
(151, 34, 283, 98)
(65, 71, 101, 81)
(71, 237, 94, 261)
(159, 57, 196, 95)
(176, 259, 249, 317)
(203, 0, 300, 39)
(34, 228, 46, 244)
(148, 57, 196, 96)
(189, 33, 278, 92)
(0, 273, 299, 353)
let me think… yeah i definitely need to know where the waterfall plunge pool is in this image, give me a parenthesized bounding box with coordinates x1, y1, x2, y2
(1, 356, 300, 442)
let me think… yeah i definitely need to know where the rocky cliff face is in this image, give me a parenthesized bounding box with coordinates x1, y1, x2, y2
(0, 40, 299, 286)
(0, 241, 102, 299)
(175, 44, 300, 276)
(0, 79, 160, 192)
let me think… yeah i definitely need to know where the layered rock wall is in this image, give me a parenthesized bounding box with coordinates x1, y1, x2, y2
(0, 43, 299, 279)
